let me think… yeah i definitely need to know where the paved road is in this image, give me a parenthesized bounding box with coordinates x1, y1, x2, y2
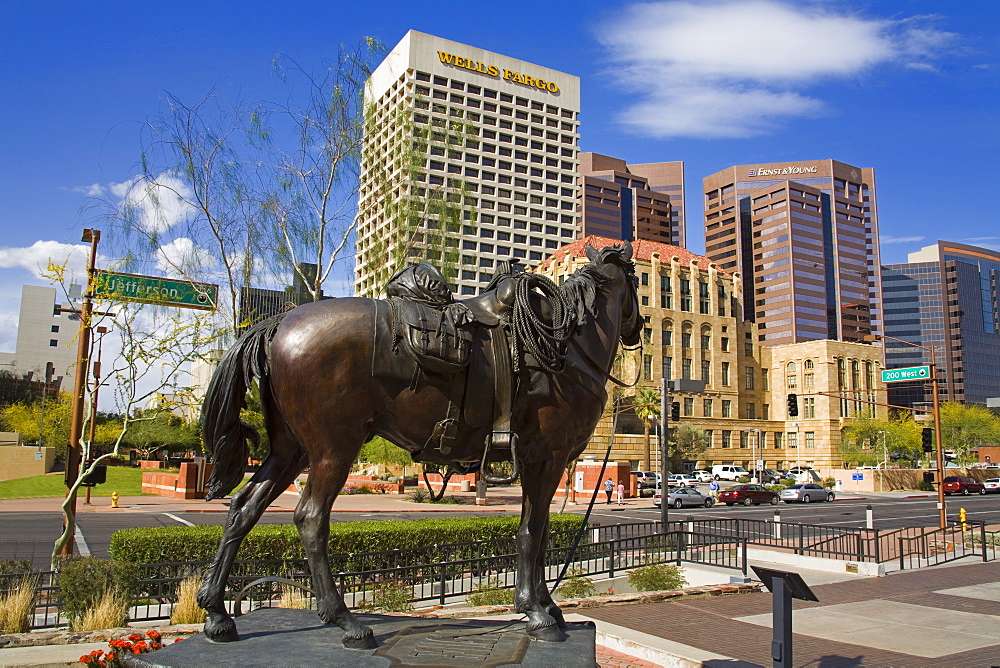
(3, 491, 998, 567)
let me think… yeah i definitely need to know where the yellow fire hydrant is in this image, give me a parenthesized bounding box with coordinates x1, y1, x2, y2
(110, 491, 119, 508)
(959, 507, 967, 531)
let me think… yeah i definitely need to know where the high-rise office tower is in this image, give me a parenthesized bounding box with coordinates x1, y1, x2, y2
(882, 241, 1000, 407)
(0, 285, 78, 391)
(702, 159, 881, 345)
(355, 31, 581, 297)
(579, 153, 685, 246)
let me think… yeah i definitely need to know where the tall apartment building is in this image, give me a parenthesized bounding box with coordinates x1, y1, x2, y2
(0, 285, 79, 390)
(355, 31, 581, 297)
(702, 160, 881, 346)
(882, 241, 1000, 407)
(579, 153, 685, 246)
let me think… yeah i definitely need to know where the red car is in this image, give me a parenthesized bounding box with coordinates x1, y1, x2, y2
(943, 476, 986, 495)
(718, 484, 780, 507)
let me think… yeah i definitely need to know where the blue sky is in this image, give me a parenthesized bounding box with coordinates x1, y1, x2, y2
(1, 0, 997, 353)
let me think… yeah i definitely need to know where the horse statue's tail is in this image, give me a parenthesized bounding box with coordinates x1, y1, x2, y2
(202, 314, 287, 501)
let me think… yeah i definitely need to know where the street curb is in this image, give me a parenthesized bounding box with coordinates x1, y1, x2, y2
(905, 494, 932, 498)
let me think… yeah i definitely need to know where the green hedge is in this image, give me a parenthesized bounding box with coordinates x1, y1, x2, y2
(109, 515, 585, 566)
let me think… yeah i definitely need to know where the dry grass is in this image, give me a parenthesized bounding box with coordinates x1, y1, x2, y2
(0, 576, 36, 633)
(74, 588, 130, 631)
(170, 575, 206, 625)
(278, 585, 310, 610)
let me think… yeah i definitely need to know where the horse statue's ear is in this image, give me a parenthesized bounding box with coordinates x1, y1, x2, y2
(585, 244, 600, 264)
(621, 240, 633, 262)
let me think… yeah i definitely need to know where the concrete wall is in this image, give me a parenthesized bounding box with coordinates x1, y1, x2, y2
(0, 444, 56, 482)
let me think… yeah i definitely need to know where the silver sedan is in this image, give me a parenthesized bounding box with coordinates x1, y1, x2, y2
(780, 483, 835, 503)
(654, 486, 715, 509)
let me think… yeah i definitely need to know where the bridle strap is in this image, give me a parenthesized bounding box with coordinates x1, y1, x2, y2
(570, 336, 642, 388)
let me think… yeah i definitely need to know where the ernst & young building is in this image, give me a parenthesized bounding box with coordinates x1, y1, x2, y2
(355, 31, 581, 297)
(702, 160, 882, 346)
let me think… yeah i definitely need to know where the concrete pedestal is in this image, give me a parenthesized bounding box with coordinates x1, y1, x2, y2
(123, 608, 596, 667)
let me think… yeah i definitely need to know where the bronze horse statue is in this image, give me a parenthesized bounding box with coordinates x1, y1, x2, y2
(195, 241, 641, 648)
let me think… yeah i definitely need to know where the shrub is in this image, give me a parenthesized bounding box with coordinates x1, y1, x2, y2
(736, 476, 751, 483)
(74, 588, 130, 631)
(359, 580, 412, 613)
(353, 485, 375, 494)
(109, 515, 585, 566)
(764, 484, 783, 493)
(779, 478, 797, 488)
(409, 488, 429, 503)
(822, 477, 837, 490)
(0, 575, 36, 633)
(0, 559, 32, 576)
(57, 557, 138, 627)
(467, 578, 514, 606)
(556, 569, 595, 599)
(627, 564, 687, 592)
(169, 575, 205, 625)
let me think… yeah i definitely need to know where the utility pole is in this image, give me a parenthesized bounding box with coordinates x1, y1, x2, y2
(660, 377, 670, 529)
(61, 228, 100, 556)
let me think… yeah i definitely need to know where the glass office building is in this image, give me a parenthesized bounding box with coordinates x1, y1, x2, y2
(881, 241, 1000, 407)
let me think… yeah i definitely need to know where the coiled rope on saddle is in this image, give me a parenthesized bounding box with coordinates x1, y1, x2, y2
(507, 273, 575, 374)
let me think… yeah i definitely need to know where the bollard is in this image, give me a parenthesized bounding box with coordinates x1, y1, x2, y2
(475, 480, 486, 506)
(866, 504, 873, 530)
(773, 509, 782, 540)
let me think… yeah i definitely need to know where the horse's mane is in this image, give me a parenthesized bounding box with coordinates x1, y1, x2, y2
(558, 245, 631, 327)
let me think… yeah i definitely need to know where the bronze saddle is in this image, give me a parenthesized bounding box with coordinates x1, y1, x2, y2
(374, 262, 520, 481)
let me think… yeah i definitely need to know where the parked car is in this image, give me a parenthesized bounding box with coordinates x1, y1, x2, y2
(666, 473, 699, 487)
(654, 486, 715, 509)
(756, 469, 783, 484)
(781, 483, 834, 503)
(690, 469, 714, 483)
(712, 465, 749, 481)
(718, 484, 780, 507)
(983, 478, 1000, 494)
(942, 476, 986, 496)
(634, 471, 661, 489)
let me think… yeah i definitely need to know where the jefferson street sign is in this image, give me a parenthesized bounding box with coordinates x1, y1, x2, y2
(881, 365, 931, 383)
(94, 271, 218, 311)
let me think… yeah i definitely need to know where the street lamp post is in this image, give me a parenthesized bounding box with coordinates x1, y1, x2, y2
(866, 334, 946, 528)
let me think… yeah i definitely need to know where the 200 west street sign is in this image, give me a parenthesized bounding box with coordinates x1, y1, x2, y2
(881, 365, 931, 383)
(93, 271, 218, 310)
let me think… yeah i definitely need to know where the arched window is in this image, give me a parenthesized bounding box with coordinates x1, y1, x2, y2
(804, 359, 814, 370)
(786, 361, 797, 389)
(864, 361, 874, 390)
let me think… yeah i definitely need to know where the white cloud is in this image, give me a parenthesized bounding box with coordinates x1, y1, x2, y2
(62, 183, 105, 197)
(0, 240, 92, 278)
(597, 1, 961, 138)
(111, 172, 196, 235)
(156, 237, 215, 277)
(880, 235, 925, 244)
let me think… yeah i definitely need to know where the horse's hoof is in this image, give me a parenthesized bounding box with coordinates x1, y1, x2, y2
(527, 624, 567, 642)
(203, 618, 239, 643)
(547, 606, 568, 628)
(343, 631, 377, 649)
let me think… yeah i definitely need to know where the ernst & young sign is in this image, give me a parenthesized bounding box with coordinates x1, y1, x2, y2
(437, 51, 560, 93)
(748, 166, 818, 177)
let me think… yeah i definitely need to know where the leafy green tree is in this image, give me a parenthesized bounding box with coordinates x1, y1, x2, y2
(666, 423, 709, 473)
(939, 401, 1000, 465)
(358, 436, 413, 468)
(1, 396, 73, 457)
(632, 388, 660, 470)
(120, 411, 201, 460)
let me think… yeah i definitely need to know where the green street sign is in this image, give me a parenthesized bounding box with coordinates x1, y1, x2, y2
(881, 365, 931, 383)
(94, 271, 218, 311)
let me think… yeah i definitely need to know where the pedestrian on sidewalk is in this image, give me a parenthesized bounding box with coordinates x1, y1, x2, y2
(709, 478, 719, 499)
(616, 480, 625, 505)
(604, 478, 614, 504)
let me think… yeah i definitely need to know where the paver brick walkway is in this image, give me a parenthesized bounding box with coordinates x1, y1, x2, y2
(578, 560, 1000, 667)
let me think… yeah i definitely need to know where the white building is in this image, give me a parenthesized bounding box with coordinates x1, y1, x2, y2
(0, 285, 79, 390)
(355, 30, 581, 297)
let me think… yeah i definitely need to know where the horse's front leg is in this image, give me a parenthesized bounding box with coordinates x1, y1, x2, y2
(516, 461, 567, 642)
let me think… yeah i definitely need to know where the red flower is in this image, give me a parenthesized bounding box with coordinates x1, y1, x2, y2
(173, 638, 183, 642)
(133, 647, 143, 654)
(128, 633, 143, 641)
(106, 652, 116, 662)
(146, 630, 161, 640)
(90, 650, 103, 656)
(79, 656, 93, 664)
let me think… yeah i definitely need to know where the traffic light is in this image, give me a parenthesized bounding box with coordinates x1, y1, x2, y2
(670, 402, 680, 421)
(922, 428, 934, 453)
(786, 393, 798, 417)
(922, 471, 935, 485)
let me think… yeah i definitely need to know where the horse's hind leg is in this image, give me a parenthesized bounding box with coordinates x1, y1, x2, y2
(294, 453, 375, 649)
(197, 441, 307, 642)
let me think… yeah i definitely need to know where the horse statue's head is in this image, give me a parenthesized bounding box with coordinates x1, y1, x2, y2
(584, 241, 642, 347)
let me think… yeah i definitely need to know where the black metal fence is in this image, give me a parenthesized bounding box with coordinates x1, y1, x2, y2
(897, 522, 997, 570)
(1, 529, 746, 630)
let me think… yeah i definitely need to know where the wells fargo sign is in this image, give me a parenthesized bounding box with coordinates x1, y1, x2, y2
(437, 51, 560, 93)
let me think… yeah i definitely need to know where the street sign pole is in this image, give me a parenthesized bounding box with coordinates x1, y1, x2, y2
(660, 377, 669, 530)
(931, 363, 946, 528)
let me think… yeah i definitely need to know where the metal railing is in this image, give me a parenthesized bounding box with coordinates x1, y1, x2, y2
(897, 521, 995, 570)
(1, 529, 745, 629)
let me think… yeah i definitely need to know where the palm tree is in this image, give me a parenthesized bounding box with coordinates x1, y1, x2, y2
(633, 387, 661, 470)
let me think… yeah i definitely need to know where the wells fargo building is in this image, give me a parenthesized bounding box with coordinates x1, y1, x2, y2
(355, 31, 581, 297)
